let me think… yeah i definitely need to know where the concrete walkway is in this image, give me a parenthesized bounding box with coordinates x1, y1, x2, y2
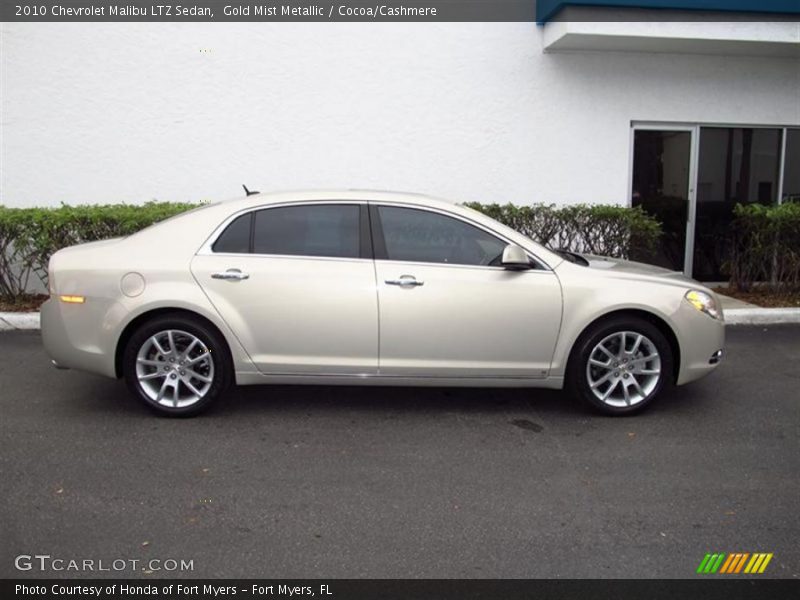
(0, 312, 40, 331)
(710, 290, 800, 324)
(717, 293, 759, 310)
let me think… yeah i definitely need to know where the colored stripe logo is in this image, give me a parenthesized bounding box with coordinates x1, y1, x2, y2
(697, 553, 773, 574)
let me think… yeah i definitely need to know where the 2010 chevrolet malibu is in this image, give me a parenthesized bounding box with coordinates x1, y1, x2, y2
(41, 190, 725, 417)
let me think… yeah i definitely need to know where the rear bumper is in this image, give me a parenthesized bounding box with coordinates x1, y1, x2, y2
(41, 297, 118, 378)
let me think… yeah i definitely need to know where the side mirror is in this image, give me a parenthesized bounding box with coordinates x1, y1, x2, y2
(501, 244, 532, 270)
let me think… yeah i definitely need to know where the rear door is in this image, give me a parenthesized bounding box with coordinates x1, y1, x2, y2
(371, 203, 562, 378)
(191, 202, 378, 375)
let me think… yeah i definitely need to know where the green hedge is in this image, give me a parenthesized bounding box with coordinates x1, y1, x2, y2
(0, 202, 197, 297)
(464, 202, 662, 260)
(0, 200, 663, 301)
(728, 202, 800, 292)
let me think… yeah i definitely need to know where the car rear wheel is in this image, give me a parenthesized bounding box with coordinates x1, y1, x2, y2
(122, 314, 232, 417)
(567, 316, 673, 415)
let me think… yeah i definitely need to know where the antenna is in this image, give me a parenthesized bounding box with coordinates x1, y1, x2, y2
(242, 184, 259, 196)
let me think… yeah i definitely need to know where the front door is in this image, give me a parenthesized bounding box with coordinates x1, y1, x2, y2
(370, 204, 562, 378)
(192, 203, 378, 375)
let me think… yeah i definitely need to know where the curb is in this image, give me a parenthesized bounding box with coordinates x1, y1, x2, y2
(3, 308, 800, 331)
(0, 312, 41, 331)
(724, 308, 800, 325)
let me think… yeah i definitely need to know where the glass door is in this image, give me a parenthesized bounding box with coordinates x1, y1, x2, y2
(692, 127, 783, 281)
(631, 124, 792, 281)
(630, 125, 698, 274)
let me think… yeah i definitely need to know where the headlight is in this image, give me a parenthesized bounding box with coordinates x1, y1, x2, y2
(685, 290, 721, 320)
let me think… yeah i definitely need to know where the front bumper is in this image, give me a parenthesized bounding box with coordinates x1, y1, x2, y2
(673, 300, 726, 386)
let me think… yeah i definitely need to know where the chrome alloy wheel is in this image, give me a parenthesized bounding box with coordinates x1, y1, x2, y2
(135, 329, 214, 408)
(586, 331, 662, 408)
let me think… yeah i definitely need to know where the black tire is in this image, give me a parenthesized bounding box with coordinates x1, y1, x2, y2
(122, 313, 233, 417)
(566, 316, 674, 416)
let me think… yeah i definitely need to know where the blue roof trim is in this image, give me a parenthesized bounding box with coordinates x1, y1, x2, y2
(537, 0, 800, 23)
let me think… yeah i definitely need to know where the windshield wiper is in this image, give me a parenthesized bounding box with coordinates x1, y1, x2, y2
(552, 249, 589, 267)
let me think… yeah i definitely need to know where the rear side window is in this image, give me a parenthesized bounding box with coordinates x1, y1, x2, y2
(212, 213, 252, 253)
(253, 205, 360, 258)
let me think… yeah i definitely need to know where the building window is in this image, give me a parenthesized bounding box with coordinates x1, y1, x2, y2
(782, 129, 800, 203)
(696, 128, 782, 206)
(631, 124, 797, 281)
(692, 127, 783, 280)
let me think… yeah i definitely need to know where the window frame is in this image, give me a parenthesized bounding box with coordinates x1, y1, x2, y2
(368, 202, 547, 271)
(199, 201, 372, 261)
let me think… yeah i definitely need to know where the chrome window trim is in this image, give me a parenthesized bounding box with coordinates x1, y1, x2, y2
(206, 252, 373, 265)
(370, 258, 553, 275)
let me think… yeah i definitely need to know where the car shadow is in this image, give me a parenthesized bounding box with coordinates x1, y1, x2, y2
(67, 372, 706, 421)
(219, 384, 579, 418)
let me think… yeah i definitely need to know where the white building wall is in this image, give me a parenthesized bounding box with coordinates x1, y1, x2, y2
(1, 22, 798, 208)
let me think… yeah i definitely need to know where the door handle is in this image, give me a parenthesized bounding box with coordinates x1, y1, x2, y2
(385, 275, 424, 287)
(211, 269, 250, 281)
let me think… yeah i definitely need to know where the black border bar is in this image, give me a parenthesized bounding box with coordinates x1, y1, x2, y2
(4, 579, 800, 600)
(4, 1, 799, 22)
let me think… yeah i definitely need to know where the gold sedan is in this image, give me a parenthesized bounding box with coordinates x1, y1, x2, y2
(42, 190, 725, 416)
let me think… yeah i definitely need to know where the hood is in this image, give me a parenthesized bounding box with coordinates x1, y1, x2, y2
(580, 254, 698, 285)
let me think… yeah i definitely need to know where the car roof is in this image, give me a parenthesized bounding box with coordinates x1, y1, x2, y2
(218, 189, 458, 211)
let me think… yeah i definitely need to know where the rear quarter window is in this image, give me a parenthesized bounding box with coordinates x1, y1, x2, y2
(212, 213, 252, 253)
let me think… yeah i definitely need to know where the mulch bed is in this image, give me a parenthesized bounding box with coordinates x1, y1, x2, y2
(714, 287, 800, 309)
(0, 294, 49, 312)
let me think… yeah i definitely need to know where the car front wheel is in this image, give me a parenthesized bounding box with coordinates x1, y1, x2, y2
(568, 317, 674, 415)
(122, 314, 232, 417)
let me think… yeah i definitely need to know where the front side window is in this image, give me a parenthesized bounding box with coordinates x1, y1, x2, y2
(253, 204, 360, 258)
(377, 206, 506, 266)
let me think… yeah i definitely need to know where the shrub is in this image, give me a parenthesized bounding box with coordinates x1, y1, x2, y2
(0, 202, 197, 298)
(0, 200, 662, 303)
(464, 202, 661, 259)
(728, 202, 800, 292)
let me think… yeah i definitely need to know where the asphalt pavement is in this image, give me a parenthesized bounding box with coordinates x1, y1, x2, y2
(1, 326, 798, 579)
